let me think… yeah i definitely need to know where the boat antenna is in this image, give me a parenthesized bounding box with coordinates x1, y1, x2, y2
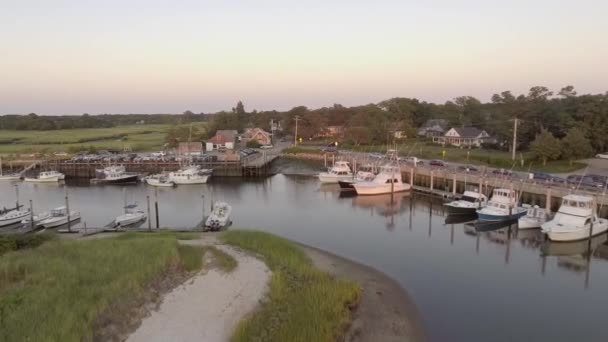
(573, 165, 590, 194)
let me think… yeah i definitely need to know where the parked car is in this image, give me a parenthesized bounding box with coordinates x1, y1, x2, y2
(322, 144, 338, 153)
(595, 152, 608, 159)
(457, 165, 478, 172)
(429, 160, 447, 167)
(402, 156, 423, 166)
(151, 151, 166, 157)
(587, 174, 607, 186)
(567, 175, 604, 188)
(369, 152, 384, 160)
(492, 168, 512, 176)
(260, 145, 273, 149)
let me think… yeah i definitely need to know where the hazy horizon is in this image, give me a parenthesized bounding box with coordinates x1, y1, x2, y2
(2, 0, 607, 115)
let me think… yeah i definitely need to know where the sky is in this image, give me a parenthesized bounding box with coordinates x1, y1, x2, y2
(1, 0, 607, 115)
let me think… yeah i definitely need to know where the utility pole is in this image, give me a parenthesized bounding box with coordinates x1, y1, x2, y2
(512, 118, 519, 161)
(294, 116, 300, 145)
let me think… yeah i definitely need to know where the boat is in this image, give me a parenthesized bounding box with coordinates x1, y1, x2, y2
(476, 188, 527, 222)
(541, 194, 608, 242)
(338, 164, 376, 190)
(445, 214, 477, 224)
(318, 161, 353, 184)
(0, 157, 21, 181)
(145, 174, 175, 187)
(353, 163, 411, 195)
(204, 202, 232, 231)
(518, 204, 549, 229)
(444, 190, 487, 215)
(115, 204, 146, 227)
(24, 170, 65, 183)
(38, 206, 81, 228)
(168, 165, 212, 185)
(21, 211, 51, 228)
(92, 165, 139, 184)
(0, 209, 30, 227)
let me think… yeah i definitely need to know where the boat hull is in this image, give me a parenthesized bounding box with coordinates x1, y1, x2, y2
(39, 213, 81, 228)
(172, 175, 210, 184)
(476, 210, 527, 222)
(318, 173, 353, 184)
(543, 221, 608, 242)
(444, 204, 479, 216)
(0, 175, 21, 181)
(0, 211, 30, 226)
(92, 175, 139, 184)
(116, 213, 146, 226)
(24, 176, 60, 183)
(518, 217, 544, 229)
(146, 179, 175, 187)
(354, 183, 411, 196)
(338, 180, 355, 190)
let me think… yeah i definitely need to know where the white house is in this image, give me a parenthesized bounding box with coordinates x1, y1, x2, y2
(433, 127, 491, 147)
(206, 130, 238, 151)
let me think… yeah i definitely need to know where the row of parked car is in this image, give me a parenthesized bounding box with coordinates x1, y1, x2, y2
(239, 148, 259, 158)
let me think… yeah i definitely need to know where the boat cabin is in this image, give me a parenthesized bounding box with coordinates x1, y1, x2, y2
(51, 206, 68, 217)
(487, 188, 517, 208)
(461, 190, 487, 204)
(328, 161, 352, 175)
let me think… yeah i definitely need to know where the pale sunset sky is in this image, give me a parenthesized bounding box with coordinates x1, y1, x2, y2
(1, 0, 607, 115)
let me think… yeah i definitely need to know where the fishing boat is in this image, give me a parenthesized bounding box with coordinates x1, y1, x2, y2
(338, 164, 376, 190)
(518, 204, 549, 229)
(0, 157, 21, 181)
(21, 211, 51, 228)
(318, 161, 353, 184)
(145, 174, 175, 187)
(353, 164, 410, 195)
(541, 194, 608, 242)
(24, 170, 65, 183)
(476, 188, 527, 222)
(91, 165, 139, 184)
(169, 165, 212, 184)
(444, 190, 487, 215)
(205, 202, 232, 231)
(114, 204, 146, 227)
(38, 206, 81, 228)
(0, 209, 30, 227)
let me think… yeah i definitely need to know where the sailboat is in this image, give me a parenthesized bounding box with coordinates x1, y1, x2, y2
(0, 157, 21, 181)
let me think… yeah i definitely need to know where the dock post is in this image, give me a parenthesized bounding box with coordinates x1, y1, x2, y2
(430, 171, 434, 192)
(452, 172, 457, 196)
(202, 194, 206, 222)
(545, 188, 551, 212)
(14, 184, 19, 209)
(324, 154, 327, 167)
(146, 195, 151, 231)
(29, 200, 34, 231)
(154, 187, 160, 229)
(65, 188, 71, 233)
(410, 167, 414, 186)
(332, 153, 335, 166)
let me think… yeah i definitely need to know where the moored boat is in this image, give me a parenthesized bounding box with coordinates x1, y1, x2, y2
(24, 170, 65, 183)
(38, 206, 81, 228)
(0, 209, 30, 227)
(318, 161, 353, 184)
(444, 190, 487, 215)
(205, 201, 232, 231)
(169, 166, 212, 184)
(0, 157, 21, 180)
(353, 164, 410, 195)
(518, 204, 549, 229)
(21, 211, 51, 228)
(145, 174, 175, 187)
(476, 188, 527, 222)
(92, 165, 139, 184)
(338, 164, 376, 191)
(115, 204, 146, 227)
(541, 194, 608, 242)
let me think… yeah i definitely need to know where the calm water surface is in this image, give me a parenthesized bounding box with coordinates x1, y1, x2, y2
(2, 163, 608, 342)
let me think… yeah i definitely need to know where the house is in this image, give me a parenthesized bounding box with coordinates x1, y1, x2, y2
(315, 125, 345, 139)
(433, 127, 491, 147)
(206, 130, 238, 151)
(241, 128, 272, 146)
(178, 142, 203, 156)
(394, 131, 407, 139)
(417, 119, 447, 138)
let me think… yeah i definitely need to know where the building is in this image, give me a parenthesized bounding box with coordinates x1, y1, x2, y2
(417, 119, 448, 138)
(433, 127, 491, 147)
(206, 130, 238, 151)
(177, 142, 203, 156)
(241, 128, 272, 146)
(315, 125, 345, 139)
(394, 131, 407, 139)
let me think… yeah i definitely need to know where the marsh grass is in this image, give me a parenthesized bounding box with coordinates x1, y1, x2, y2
(0, 233, 55, 256)
(0, 234, 203, 341)
(221, 230, 361, 342)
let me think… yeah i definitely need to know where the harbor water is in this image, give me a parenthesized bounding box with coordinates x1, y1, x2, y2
(1, 162, 608, 341)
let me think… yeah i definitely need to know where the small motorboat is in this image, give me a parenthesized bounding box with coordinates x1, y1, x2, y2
(518, 204, 548, 229)
(145, 174, 175, 187)
(91, 165, 139, 184)
(476, 188, 527, 222)
(39, 206, 81, 228)
(115, 204, 146, 227)
(541, 194, 608, 242)
(318, 161, 354, 184)
(444, 190, 487, 215)
(169, 165, 212, 184)
(24, 170, 65, 183)
(205, 202, 232, 231)
(0, 209, 30, 227)
(21, 211, 51, 228)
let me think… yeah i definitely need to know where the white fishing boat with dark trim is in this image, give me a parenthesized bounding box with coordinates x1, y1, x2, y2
(318, 161, 353, 184)
(476, 188, 527, 222)
(353, 164, 411, 195)
(444, 191, 487, 215)
(541, 194, 608, 242)
(92, 165, 139, 184)
(38, 206, 81, 228)
(145, 174, 175, 187)
(169, 166, 212, 184)
(339, 164, 376, 191)
(518, 204, 549, 229)
(24, 170, 65, 183)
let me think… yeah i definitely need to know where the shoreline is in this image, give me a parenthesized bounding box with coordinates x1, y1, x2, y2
(297, 242, 427, 342)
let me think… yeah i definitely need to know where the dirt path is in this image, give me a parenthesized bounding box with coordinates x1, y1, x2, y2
(301, 245, 427, 342)
(127, 236, 270, 342)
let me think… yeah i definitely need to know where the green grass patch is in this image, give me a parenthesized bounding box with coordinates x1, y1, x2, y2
(0, 233, 55, 256)
(0, 233, 203, 341)
(221, 230, 361, 342)
(202, 246, 238, 273)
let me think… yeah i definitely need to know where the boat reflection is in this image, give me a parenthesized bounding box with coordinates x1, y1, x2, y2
(445, 214, 477, 225)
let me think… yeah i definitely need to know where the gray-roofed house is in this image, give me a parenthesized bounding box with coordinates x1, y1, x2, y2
(434, 127, 491, 147)
(417, 119, 448, 137)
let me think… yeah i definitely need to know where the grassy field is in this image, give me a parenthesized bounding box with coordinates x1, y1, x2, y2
(221, 230, 361, 342)
(0, 122, 207, 156)
(0, 233, 203, 341)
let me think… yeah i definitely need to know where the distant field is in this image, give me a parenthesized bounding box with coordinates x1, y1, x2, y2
(0, 123, 207, 156)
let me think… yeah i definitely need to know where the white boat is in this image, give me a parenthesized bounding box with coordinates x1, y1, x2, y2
(92, 165, 139, 184)
(338, 164, 376, 190)
(24, 170, 65, 183)
(444, 191, 488, 215)
(169, 166, 212, 184)
(541, 194, 608, 242)
(318, 161, 353, 183)
(205, 202, 232, 231)
(518, 204, 548, 229)
(0, 209, 30, 227)
(0, 157, 21, 180)
(476, 188, 527, 222)
(21, 211, 51, 228)
(145, 174, 175, 187)
(115, 204, 146, 227)
(38, 206, 81, 228)
(353, 164, 411, 195)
